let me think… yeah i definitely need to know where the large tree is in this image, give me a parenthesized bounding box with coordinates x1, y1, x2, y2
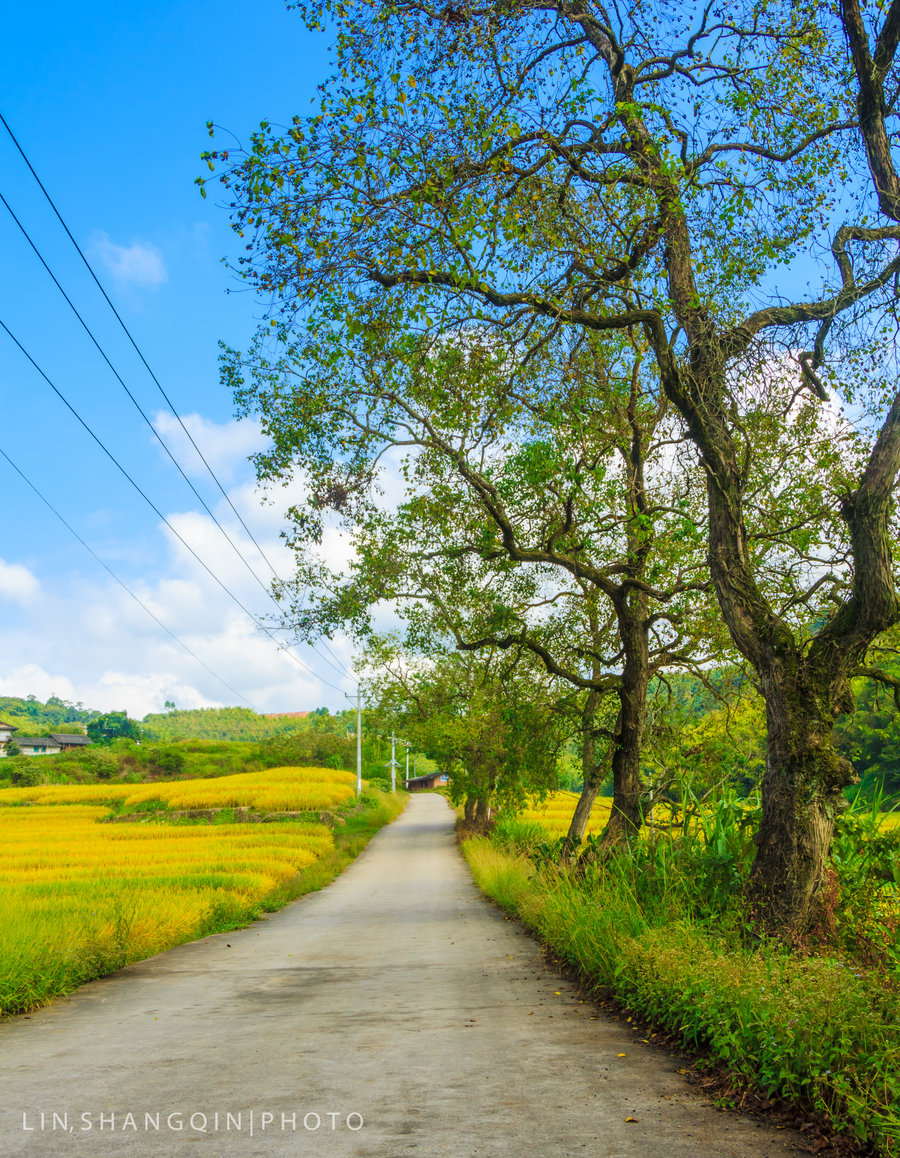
(366, 633, 571, 825)
(210, 0, 900, 933)
(231, 320, 723, 849)
(86, 711, 141, 746)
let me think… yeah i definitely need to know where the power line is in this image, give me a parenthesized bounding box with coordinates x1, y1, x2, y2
(0, 444, 257, 710)
(0, 318, 349, 696)
(0, 112, 282, 574)
(1, 107, 356, 680)
(0, 110, 354, 682)
(0, 180, 354, 686)
(0, 193, 268, 597)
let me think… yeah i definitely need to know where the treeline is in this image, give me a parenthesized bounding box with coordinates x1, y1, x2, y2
(0, 710, 418, 789)
(0, 697, 431, 788)
(0, 695, 98, 734)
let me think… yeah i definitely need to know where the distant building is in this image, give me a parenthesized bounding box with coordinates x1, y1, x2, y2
(404, 772, 449, 792)
(0, 723, 92, 757)
(10, 736, 62, 756)
(50, 733, 92, 750)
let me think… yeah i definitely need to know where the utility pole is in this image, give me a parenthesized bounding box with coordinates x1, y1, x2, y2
(386, 731, 399, 793)
(344, 687, 362, 797)
(404, 741, 410, 789)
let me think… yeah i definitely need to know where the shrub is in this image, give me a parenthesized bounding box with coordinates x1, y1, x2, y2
(257, 732, 355, 772)
(72, 749, 120, 781)
(143, 745, 186, 778)
(8, 760, 39, 787)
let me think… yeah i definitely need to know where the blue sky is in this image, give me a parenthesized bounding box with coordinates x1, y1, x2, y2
(0, 1, 360, 716)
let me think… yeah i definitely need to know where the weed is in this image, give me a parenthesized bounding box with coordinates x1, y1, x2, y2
(466, 788, 900, 1154)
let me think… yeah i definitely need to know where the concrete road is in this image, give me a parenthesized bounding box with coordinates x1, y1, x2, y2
(0, 793, 799, 1158)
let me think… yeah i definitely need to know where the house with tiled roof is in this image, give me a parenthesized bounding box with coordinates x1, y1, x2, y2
(49, 733, 92, 749)
(12, 736, 62, 756)
(0, 722, 91, 756)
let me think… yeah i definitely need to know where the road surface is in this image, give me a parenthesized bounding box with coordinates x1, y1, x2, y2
(0, 793, 799, 1157)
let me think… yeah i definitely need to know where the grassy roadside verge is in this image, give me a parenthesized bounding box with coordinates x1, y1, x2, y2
(462, 833, 900, 1157)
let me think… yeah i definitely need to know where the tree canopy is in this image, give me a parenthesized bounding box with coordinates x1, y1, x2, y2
(209, 0, 900, 934)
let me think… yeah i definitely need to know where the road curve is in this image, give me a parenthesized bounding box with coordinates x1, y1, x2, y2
(1, 793, 798, 1158)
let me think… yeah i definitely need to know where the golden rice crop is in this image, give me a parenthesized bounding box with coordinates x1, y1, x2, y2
(0, 766, 356, 1016)
(519, 791, 613, 837)
(0, 764, 356, 812)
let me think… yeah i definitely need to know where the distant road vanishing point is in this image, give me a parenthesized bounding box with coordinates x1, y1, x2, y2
(1, 793, 798, 1157)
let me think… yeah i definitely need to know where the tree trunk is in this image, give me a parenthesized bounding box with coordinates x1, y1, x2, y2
(596, 391, 654, 855)
(566, 768, 604, 849)
(473, 794, 491, 829)
(564, 696, 613, 851)
(463, 794, 477, 824)
(662, 359, 900, 935)
(747, 665, 858, 933)
(598, 604, 649, 852)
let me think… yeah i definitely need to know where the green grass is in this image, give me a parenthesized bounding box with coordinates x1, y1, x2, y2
(464, 799, 900, 1155)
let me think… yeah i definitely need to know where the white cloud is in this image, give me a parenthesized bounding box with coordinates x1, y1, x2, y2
(151, 412, 267, 484)
(0, 665, 77, 703)
(0, 392, 384, 719)
(0, 471, 359, 719)
(89, 231, 167, 288)
(0, 558, 40, 604)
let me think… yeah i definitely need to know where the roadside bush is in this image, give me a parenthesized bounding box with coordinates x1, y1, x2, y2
(492, 813, 548, 856)
(828, 796, 900, 972)
(467, 789, 900, 1153)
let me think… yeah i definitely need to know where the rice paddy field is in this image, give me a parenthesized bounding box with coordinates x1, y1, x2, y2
(519, 790, 900, 839)
(0, 764, 358, 812)
(0, 765, 369, 1017)
(518, 791, 613, 836)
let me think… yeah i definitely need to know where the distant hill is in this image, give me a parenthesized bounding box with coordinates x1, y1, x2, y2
(140, 706, 314, 742)
(0, 695, 98, 736)
(0, 698, 331, 745)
